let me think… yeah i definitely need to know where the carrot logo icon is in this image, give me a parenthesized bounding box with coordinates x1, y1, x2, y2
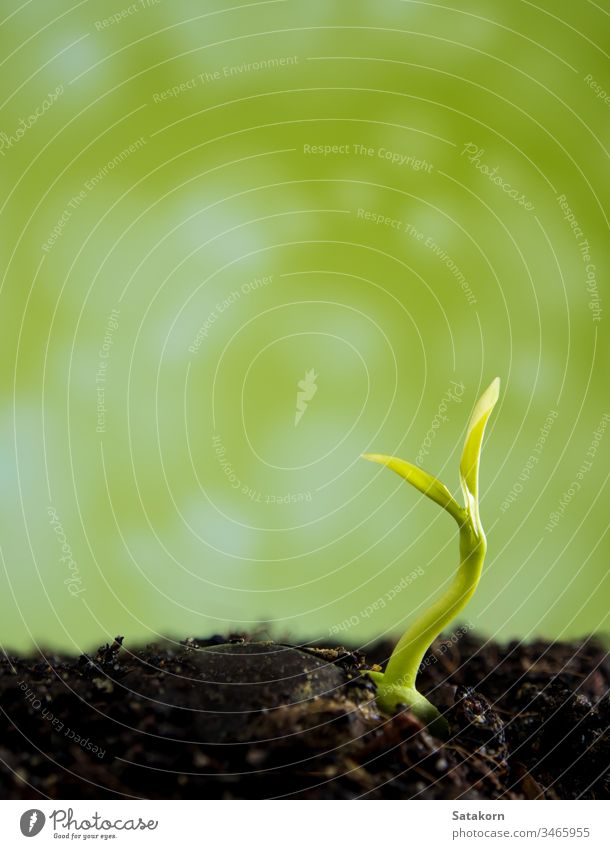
(295, 369, 318, 426)
(19, 809, 46, 837)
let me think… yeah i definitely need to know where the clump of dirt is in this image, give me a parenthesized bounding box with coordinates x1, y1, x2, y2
(0, 633, 607, 799)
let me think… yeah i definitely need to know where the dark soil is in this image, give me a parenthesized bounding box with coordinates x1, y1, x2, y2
(0, 633, 608, 799)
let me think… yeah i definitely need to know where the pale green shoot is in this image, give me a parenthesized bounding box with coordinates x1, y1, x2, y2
(362, 378, 500, 732)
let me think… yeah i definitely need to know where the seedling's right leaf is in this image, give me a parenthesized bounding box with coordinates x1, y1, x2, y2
(362, 453, 464, 523)
(459, 378, 500, 511)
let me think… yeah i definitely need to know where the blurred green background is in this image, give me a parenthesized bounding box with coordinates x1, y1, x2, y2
(0, 0, 608, 653)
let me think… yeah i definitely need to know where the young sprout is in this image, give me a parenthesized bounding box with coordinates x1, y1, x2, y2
(362, 378, 500, 732)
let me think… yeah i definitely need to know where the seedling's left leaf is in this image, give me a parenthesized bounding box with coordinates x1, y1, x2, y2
(362, 453, 464, 523)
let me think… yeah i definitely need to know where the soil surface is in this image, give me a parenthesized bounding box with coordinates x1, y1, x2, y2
(0, 632, 607, 799)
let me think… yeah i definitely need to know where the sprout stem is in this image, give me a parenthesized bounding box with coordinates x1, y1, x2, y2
(362, 378, 500, 732)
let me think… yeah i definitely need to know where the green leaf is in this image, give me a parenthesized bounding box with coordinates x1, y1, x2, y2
(459, 377, 500, 518)
(362, 453, 465, 524)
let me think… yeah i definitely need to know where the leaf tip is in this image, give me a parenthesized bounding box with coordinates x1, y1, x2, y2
(361, 452, 383, 463)
(466, 377, 501, 436)
(488, 376, 501, 405)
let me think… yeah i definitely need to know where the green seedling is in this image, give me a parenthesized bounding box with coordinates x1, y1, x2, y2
(362, 378, 500, 733)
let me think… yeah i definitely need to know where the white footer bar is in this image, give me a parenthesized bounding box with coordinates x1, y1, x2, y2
(0, 799, 607, 848)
